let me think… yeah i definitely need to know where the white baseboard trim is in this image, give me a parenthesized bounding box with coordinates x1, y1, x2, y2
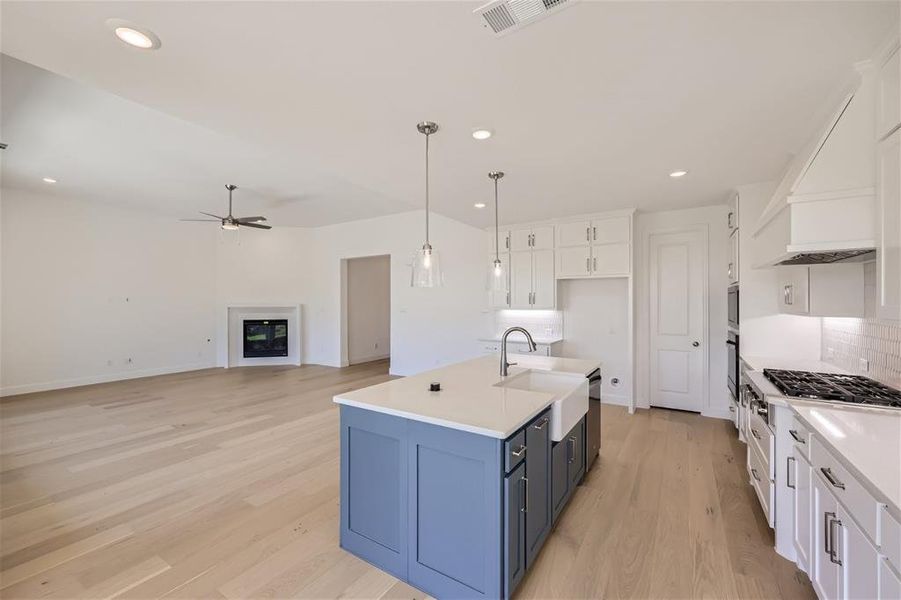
(702, 408, 734, 421)
(0, 361, 218, 397)
(600, 393, 630, 406)
(349, 354, 390, 365)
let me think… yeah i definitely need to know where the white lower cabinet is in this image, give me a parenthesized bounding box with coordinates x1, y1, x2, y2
(880, 557, 901, 600)
(813, 473, 841, 600)
(837, 503, 879, 600)
(793, 447, 813, 574)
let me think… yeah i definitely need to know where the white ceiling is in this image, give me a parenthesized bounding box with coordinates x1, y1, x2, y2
(1, 1, 897, 228)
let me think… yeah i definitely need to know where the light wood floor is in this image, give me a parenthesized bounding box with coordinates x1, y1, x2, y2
(0, 362, 815, 599)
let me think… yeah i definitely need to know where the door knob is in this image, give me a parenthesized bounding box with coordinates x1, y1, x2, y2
(692, 341, 700, 347)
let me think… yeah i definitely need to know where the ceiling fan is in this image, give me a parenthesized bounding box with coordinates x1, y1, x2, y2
(181, 184, 271, 230)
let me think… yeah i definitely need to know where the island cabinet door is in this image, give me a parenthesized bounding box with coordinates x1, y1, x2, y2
(504, 461, 527, 598)
(567, 418, 585, 488)
(407, 421, 503, 600)
(339, 406, 408, 580)
(551, 438, 569, 523)
(525, 412, 552, 567)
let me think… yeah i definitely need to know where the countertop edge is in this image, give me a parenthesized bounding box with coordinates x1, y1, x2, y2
(787, 402, 901, 522)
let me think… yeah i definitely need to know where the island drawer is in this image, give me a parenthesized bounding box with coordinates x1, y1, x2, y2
(505, 429, 527, 473)
(787, 417, 811, 459)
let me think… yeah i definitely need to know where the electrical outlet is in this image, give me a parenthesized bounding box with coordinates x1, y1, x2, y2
(859, 358, 869, 372)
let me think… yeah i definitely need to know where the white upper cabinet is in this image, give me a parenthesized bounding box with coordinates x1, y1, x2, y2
(510, 251, 533, 308)
(777, 264, 865, 317)
(877, 44, 901, 140)
(487, 253, 511, 309)
(876, 99, 901, 321)
(510, 226, 554, 251)
(509, 249, 555, 309)
(555, 214, 632, 279)
(728, 231, 739, 285)
(510, 229, 533, 252)
(556, 221, 592, 248)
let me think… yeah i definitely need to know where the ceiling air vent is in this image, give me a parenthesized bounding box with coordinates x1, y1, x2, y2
(475, 0, 577, 37)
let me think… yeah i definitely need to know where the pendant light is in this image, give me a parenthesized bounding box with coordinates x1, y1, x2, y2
(487, 171, 507, 293)
(411, 121, 443, 287)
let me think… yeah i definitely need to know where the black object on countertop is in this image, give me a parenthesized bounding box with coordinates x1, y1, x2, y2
(429, 382, 441, 392)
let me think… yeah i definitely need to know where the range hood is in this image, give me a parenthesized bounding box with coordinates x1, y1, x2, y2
(753, 62, 877, 267)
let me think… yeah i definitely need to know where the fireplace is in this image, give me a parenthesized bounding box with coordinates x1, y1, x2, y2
(243, 319, 288, 358)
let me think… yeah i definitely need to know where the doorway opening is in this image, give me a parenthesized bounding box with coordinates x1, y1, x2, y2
(341, 255, 391, 367)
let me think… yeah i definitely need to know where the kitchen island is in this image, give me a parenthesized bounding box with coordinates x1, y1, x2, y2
(334, 355, 600, 600)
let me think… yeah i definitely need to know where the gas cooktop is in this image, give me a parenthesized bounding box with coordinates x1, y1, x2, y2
(763, 369, 901, 409)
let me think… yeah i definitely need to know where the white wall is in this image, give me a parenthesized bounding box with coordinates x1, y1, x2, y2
(346, 255, 390, 364)
(558, 278, 631, 405)
(634, 205, 730, 418)
(738, 181, 822, 358)
(0, 188, 217, 395)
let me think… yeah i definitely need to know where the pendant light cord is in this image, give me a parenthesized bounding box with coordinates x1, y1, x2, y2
(494, 177, 500, 261)
(424, 131, 430, 248)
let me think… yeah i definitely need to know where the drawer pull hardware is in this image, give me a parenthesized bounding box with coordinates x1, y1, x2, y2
(751, 468, 761, 482)
(789, 429, 805, 444)
(586, 257, 590, 272)
(521, 477, 529, 513)
(821, 467, 845, 490)
(787, 456, 796, 489)
(824, 511, 835, 556)
(751, 428, 761, 440)
(829, 517, 843, 566)
(533, 417, 549, 430)
(567, 436, 576, 464)
(511, 444, 527, 458)
(593, 226, 597, 240)
(586, 227, 590, 241)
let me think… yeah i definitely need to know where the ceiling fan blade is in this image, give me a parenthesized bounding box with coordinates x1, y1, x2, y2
(180, 219, 221, 222)
(236, 216, 267, 223)
(239, 222, 272, 230)
(199, 211, 225, 219)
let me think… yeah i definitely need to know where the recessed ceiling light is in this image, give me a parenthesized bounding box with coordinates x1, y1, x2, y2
(106, 19, 161, 50)
(42, 177, 57, 184)
(472, 129, 493, 141)
(474, 202, 486, 208)
(669, 170, 688, 178)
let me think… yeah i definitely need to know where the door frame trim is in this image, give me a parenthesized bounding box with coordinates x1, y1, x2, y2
(642, 224, 710, 414)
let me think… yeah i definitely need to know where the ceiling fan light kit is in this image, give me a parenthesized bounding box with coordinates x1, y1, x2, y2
(181, 184, 272, 232)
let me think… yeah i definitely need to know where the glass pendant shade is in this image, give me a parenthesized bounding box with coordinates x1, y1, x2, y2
(412, 245, 442, 288)
(487, 257, 507, 292)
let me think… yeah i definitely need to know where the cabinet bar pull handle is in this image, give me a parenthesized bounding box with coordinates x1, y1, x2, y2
(824, 511, 834, 556)
(787, 456, 795, 489)
(586, 257, 590, 273)
(593, 257, 597, 272)
(751, 468, 761, 482)
(567, 436, 576, 464)
(533, 417, 549, 430)
(593, 226, 597, 240)
(820, 467, 845, 490)
(751, 428, 761, 440)
(586, 227, 590, 241)
(789, 429, 805, 444)
(521, 477, 529, 513)
(829, 517, 843, 565)
(511, 444, 526, 458)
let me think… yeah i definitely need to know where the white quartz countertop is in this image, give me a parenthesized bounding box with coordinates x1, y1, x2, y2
(741, 354, 850, 375)
(333, 355, 600, 439)
(787, 400, 901, 518)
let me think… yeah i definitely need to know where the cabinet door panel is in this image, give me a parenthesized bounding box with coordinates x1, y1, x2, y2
(531, 226, 555, 250)
(729, 231, 739, 284)
(591, 216, 630, 244)
(551, 439, 568, 522)
(880, 557, 901, 600)
(877, 129, 901, 320)
(837, 504, 878, 600)
(556, 246, 592, 279)
(504, 462, 526, 597)
(812, 474, 840, 600)
(591, 243, 630, 276)
(567, 420, 584, 489)
(793, 448, 812, 574)
(525, 412, 551, 567)
(510, 252, 533, 309)
(510, 229, 532, 252)
(532, 250, 555, 309)
(556, 221, 592, 248)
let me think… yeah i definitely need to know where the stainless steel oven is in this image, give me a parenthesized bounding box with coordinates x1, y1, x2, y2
(727, 284, 739, 330)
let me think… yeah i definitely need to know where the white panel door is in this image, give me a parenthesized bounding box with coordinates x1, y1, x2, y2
(556, 246, 592, 278)
(531, 250, 556, 309)
(877, 128, 901, 320)
(649, 230, 705, 412)
(531, 226, 555, 250)
(488, 253, 511, 309)
(510, 252, 533, 309)
(556, 221, 592, 248)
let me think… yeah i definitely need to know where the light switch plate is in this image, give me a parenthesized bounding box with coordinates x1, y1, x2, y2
(858, 358, 869, 372)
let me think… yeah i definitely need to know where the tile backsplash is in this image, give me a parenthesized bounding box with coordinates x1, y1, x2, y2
(821, 318, 901, 389)
(493, 310, 563, 341)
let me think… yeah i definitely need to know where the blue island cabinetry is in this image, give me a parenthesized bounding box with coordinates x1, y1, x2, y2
(339, 405, 586, 599)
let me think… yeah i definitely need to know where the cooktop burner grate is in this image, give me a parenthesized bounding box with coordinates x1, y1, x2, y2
(763, 369, 901, 408)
